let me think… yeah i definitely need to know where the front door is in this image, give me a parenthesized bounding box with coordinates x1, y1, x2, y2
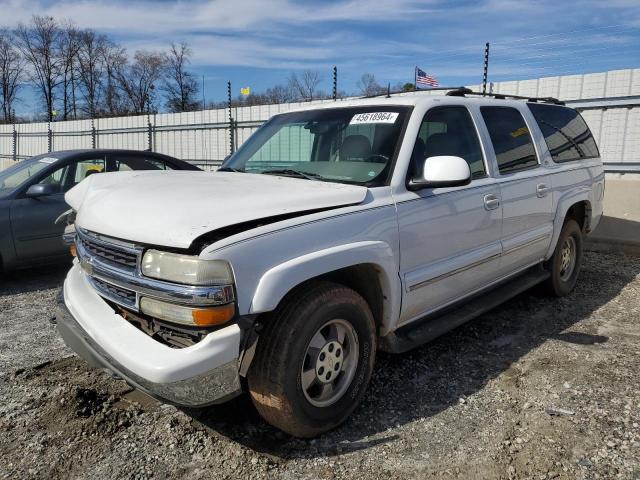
(397, 106, 503, 325)
(11, 156, 107, 262)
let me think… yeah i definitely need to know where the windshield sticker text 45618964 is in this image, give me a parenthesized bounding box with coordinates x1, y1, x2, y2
(349, 112, 399, 125)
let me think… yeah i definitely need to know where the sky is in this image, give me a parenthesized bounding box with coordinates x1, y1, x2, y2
(1, 0, 639, 115)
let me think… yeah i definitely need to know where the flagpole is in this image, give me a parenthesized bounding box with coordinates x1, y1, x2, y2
(414, 67, 417, 91)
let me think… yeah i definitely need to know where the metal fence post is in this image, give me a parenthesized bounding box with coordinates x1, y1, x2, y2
(12, 127, 17, 162)
(147, 118, 153, 151)
(91, 118, 97, 149)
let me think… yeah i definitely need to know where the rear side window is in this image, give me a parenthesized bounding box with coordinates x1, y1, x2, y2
(481, 106, 538, 174)
(527, 103, 599, 162)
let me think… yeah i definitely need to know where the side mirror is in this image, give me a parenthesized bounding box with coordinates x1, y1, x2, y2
(25, 183, 59, 198)
(408, 156, 471, 190)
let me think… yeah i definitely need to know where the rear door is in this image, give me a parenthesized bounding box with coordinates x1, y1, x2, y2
(479, 106, 554, 274)
(397, 105, 503, 324)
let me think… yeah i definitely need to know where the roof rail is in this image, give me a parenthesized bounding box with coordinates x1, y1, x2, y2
(360, 86, 469, 99)
(446, 89, 565, 105)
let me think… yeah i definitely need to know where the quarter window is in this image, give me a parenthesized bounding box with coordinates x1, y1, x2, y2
(481, 107, 538, 174)
(413, 106, 486, 179)
(73, 158, 106, 184)
(527, 103, 599, 162)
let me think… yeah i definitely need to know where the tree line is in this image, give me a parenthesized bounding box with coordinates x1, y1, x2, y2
(0, 15, 414, 124)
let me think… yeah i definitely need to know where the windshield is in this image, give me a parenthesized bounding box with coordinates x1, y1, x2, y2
(222, 106, 410, 186)
(0, 154, 60, 199)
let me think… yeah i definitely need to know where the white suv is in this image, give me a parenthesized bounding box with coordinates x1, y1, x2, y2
(57, 90, 604, 437)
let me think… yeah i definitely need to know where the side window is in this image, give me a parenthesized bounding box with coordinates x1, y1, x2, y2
(112, 157, 163, 171)
(145, 159, 174, 170)
(73, 158, 106, 184)
(527, 103, 599, 162)
(413, 106, 486, 179)
(481, 107, 538, 174)
(38, 165, 72, 193)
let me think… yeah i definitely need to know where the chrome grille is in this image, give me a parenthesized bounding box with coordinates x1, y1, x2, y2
(90, 277, 137, 308)
(77, 230, 139, 272)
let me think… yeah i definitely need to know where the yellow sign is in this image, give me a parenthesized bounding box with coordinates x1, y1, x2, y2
(510, 127, 529, 138)
(240, 87, 250, 95)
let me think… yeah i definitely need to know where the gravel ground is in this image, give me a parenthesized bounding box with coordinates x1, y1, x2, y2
(1, 251, 639, 479)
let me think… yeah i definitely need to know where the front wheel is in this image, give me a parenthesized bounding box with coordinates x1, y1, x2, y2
(247, 281, 376, 437)
(545, 219, 583, 296)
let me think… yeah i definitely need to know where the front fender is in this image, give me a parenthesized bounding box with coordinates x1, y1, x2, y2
(250, 240, 401, 335)
(545, 186, 592, 259)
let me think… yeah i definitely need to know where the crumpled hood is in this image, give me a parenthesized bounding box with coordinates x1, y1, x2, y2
(66, 170, 367, 248)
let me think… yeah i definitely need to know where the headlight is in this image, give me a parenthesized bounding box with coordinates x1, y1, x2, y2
(141, 250, 233, 285)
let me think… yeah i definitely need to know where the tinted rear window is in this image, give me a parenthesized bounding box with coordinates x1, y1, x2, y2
(527, 103, 599, 163)
(480, 106, 538, 174)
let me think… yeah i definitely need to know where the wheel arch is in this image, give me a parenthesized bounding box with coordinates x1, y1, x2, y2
(545, 188, 592, 259)
(249, 241, 401, 336)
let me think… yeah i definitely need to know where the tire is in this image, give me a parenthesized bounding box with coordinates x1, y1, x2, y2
(247, 281, 376, 438)
(545, 219, 583, 297)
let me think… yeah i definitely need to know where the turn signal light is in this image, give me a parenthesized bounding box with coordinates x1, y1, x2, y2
(139, 296, 235, 327)
(192, 303, 236, 326)
(69, 244, 77, 257)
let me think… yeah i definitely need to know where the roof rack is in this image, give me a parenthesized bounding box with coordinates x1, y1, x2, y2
(359, 86, 564, 105)
(445, 88, 565, 105)
(361, 86, 469, 99)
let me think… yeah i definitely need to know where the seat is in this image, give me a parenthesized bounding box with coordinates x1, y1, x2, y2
(339, 135, 372, 162)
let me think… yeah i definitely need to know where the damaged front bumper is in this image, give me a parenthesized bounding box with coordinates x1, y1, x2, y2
(56, 263, 243, 407)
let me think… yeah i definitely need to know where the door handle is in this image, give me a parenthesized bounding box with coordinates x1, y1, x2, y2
(536, 183, 550, 197)
(483, 193, 500, 210)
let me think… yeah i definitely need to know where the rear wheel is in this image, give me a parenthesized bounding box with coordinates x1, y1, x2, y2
(247, 281, 376, 437)
(545, 219, 583, 296)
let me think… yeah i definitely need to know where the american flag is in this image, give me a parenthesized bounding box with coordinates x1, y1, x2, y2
(415, 67, 439, 89)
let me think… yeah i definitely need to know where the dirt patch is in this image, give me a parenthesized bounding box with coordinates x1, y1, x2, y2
(1, 252, 639, 479)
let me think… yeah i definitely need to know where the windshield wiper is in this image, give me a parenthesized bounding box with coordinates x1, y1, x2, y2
(261, 169, 327, 181)
(217, 167, 244, 172)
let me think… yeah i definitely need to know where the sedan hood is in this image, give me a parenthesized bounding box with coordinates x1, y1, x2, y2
(66, 170, 367, 248)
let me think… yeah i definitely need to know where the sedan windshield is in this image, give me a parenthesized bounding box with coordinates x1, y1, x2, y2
(221, 106, 410, 186)
(0, 154, 59, 199)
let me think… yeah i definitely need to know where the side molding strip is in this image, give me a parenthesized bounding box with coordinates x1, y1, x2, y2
(408, 252, 501, 292)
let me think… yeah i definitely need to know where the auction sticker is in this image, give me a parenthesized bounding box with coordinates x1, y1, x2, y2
(38, 157, 59, 164)
(350, 112, 398, 125)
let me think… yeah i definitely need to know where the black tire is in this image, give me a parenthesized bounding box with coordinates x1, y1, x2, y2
(247, 281, 376, 438)
(545, 219, 583, 297)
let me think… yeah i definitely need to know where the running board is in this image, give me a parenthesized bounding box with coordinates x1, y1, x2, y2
(380, 266, 550, 353)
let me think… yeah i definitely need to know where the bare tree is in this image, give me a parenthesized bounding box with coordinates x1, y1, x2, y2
(58, 22, 81, 119)
(288, 70, 322, 101)
(357, 73, 384, 96)
(116, 50, 166, 113)
(163, 42, 199, 112)
(101, 41, 129, 115)
(263, 84, 294, 104)
(14, 15, 63, 122)
(76, 29, 107, 116)
(0, 30, 24, 123)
